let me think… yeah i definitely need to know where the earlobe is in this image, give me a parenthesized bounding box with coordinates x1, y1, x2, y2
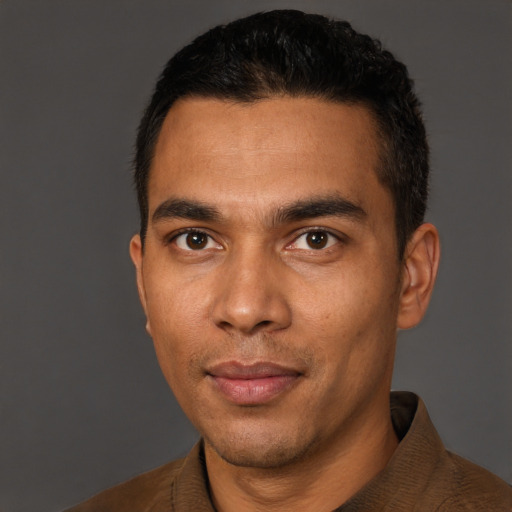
(397, 223, 440, 330)
(129, 234, 152, 336)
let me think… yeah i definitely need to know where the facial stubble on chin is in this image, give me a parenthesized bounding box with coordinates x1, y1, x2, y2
(204, 425, 322, 470)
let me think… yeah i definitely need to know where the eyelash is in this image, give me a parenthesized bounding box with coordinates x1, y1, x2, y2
(166, 227, 344, 252)
(168, 228, 220, 251)
(287, 229, 341, 251)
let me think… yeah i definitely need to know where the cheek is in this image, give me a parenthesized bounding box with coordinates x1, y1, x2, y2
(145, 277, 210, 378)
(146, 267, 208, 332)
(294, 264, 399, 359)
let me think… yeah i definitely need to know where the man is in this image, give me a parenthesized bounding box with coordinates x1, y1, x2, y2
(66, 10, 512, 511)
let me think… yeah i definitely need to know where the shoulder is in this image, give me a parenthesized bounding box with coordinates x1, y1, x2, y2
(388, 393, 512, 511)
(62, 457, 186, 512)
(430, 451, 512, 511)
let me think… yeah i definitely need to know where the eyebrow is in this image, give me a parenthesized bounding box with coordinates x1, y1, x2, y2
(152, 198, 221, 223)
(273, 195, 367, 226)
(151, 195, 366, 226)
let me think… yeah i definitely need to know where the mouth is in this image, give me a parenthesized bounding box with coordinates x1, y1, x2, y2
(206, 361, 302, 405)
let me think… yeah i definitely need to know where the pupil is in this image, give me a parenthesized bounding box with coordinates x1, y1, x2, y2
(307, 232, 327, 249)
(187, 233, 207, 249)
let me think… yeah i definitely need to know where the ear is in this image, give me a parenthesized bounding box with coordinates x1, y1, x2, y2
(397, 223, 440, 329)
(129, 234, 152, 336)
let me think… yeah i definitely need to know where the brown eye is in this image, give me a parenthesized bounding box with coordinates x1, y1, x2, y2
(306, 231, 329, 249)
(175, 231, 220, 251)
(288, 230, 339, 251)
(186, 232, 207, 249)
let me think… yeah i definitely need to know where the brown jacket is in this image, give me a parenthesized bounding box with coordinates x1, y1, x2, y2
(64, 392, 512, 511)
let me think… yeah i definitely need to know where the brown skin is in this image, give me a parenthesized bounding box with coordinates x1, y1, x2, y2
(130, 97, 440, 512)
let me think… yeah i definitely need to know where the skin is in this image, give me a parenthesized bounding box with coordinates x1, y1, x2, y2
(130, 97, 440, 512)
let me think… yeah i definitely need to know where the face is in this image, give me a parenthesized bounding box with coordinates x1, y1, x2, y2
(131, 97, 407, 469)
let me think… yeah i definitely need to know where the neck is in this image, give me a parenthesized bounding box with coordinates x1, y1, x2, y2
(205, 399, 398, 512)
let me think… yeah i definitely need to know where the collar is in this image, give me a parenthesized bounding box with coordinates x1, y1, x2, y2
(335, 392, 444, 510)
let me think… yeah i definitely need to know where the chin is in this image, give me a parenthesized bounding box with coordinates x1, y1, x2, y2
(204, 428, 317, 469)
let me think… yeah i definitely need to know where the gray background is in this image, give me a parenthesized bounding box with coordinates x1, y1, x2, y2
(1, 1, 511, 511)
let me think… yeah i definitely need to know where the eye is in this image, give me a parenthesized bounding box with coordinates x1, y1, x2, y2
(174, 231, 221, 251)
(290, 230, 339, 250)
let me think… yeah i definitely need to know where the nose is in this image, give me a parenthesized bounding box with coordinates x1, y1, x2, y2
(211, 248, 292, 335)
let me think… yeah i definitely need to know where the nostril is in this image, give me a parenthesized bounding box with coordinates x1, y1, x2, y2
(217, 319, 272, 334)
(218, 320, 233, 330)
(255, 320, 272, 328)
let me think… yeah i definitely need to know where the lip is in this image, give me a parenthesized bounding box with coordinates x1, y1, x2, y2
(206, 361, 302, 405)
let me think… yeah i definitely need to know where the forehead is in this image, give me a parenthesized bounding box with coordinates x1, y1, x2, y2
(148, 97, 391, 222)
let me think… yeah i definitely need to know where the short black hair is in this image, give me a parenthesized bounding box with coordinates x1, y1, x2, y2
(135, 9, 429, 257)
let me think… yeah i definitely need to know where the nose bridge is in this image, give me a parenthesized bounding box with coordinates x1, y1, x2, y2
(211, 242, 291, 334)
